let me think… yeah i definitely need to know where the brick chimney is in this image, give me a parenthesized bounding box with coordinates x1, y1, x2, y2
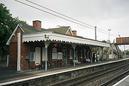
(72, 30, 77, 36)
(33, 20, 41, 31)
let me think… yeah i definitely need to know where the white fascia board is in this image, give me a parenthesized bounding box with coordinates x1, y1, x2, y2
(23, 33, 46, 42)
(49, 33, 110, 47)
(23, 32, 110, 47)
(6, 24, 24, 45)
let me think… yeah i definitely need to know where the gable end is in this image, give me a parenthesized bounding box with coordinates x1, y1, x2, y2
(6, 24, 24, 45)
(65, 27, 73, 36)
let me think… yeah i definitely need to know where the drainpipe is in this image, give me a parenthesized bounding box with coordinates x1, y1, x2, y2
(44, 41, 50, 71)
(17, 32, 21, 71)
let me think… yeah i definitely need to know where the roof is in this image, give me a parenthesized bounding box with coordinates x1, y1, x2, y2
(47, 26, 70, 35)
(20, 24, 107, 43)
(7, 24, 110, 47)
(20, 24, 46, 34)
(23, 32, 110, 47)
(6, 24, 72, 45)
(6, 24, 24, 45)
(20, 24, 70, 35)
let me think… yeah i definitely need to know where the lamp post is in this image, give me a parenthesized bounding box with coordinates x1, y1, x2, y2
(108, 29, 111, 42)
(95, 26, 97, 40)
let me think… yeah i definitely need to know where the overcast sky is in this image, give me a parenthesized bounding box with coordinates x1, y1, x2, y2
(1, 0, 129, 44)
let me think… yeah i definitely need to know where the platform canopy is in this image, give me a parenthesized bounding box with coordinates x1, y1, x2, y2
(23, 32, 110, 47)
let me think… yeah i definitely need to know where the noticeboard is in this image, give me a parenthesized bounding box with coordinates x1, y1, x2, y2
(116, 37, 129, 45)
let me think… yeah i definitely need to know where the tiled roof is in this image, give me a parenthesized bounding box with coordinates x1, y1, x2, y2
(20, 24, 107, 43)
(20, 24, 46, 34)
(20, 24, 70, 35)
(47, 26, 70, 35)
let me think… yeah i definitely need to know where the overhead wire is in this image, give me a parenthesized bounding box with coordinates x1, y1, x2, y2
(14, 0, 94, 29)
(25, 0, 114, 35)
(25, 0, 109, 33)
(14, 0, 116, 38)
(25, 0, 94, 29)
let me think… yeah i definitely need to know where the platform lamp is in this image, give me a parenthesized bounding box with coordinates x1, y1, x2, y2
(108, 29, 111, 43)
(95, 26, 97, 40)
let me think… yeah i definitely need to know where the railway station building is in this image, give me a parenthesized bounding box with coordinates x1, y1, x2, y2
(6, 20, 110, 71)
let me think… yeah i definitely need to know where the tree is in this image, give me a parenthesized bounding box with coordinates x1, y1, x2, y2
(0, 3, 26, 61)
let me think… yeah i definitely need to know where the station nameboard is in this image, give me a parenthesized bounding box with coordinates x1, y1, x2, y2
(116, 37, 129, 45)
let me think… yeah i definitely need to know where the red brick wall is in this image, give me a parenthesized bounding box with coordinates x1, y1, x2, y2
(21, 43, 29, 70)
(8, 28, 20, 69)
(9, 26, 29, 70)
(9, 42, 17, 69)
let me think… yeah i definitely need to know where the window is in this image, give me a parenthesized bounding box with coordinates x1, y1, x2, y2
(29, 52, 35, 61)
(58, 52, 63, 59)
(52, 47, 57, 59)
(29, 47, 35, 61)
(69, 49, 73, 59)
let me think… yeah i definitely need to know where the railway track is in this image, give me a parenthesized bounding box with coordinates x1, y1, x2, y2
(1, 59, 129, 86)
(101, 69, 129, 86)
(50, 63, 129, 86)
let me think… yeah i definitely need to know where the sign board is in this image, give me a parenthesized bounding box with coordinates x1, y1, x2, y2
(116, 37, 129, 45)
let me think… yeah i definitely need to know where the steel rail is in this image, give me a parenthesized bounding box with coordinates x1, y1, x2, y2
(50, 62, 129, 86)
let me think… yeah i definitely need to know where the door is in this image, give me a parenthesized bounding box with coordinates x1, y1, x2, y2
(63, 48, 67, 65)
(35, 47, 41, 65)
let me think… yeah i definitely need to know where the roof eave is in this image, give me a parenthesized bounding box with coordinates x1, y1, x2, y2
(6, 24, 24, 45)
(23, 32, 110, 47)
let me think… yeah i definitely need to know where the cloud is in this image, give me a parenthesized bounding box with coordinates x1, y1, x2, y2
(1, 0, 129, 41)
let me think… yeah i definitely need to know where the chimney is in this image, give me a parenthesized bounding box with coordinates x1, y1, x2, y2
(72, 30, 77, 36)
(33, 20, 41, 31)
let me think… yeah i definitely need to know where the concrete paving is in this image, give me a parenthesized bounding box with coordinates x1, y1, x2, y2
(113, 75, 129, 86)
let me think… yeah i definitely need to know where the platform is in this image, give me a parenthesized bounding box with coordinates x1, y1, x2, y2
(113, 74, 129, 86)
(0, 58, 129, 86)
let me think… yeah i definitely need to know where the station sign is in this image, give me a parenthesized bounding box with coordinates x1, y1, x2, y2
(116, 37, 129, 45)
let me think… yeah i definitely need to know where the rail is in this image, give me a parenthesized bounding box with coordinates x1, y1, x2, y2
(50, 62, 129, 86)
(0, 58, 129, 86)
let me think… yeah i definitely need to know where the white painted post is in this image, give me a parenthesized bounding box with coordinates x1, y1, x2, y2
(72, 44, 76, 67)
(73, 47, 76, 66)
(6, 55, 9, 67)
(17, 32, 21, 71)
(45, 46, 48, 71)
(44, 41, 50, 71)
(101, 47, 104, 60)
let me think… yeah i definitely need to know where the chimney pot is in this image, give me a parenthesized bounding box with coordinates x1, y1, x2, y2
(33, 20, 41, 31)
(72, 30, 77, 36)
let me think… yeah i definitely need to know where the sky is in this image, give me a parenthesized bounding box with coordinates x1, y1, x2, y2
(0, 0, 129, 44)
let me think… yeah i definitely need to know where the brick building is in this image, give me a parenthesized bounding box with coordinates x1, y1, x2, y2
(6, 20, 109, 71)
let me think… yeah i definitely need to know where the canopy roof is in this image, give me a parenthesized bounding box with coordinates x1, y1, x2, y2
(23, 32, 110, 47)
(7, 24, 110, 47)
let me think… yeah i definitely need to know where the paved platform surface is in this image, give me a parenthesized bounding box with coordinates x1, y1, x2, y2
(113, 75, 129, 86)
(0, 58, 129, 86)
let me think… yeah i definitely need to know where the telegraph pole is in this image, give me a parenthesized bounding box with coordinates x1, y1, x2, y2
(95, 26, 97, 40)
